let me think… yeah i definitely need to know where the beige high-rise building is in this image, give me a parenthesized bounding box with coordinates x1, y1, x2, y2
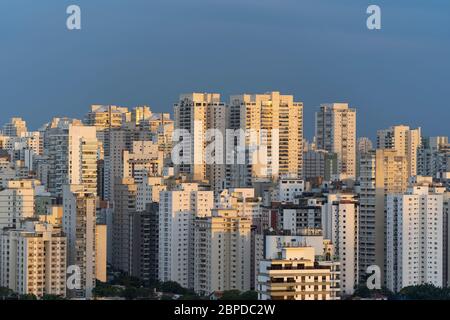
(131, 106, 152, 126)
(102, 125, 152, 201)
(96, 224, 108, 283)
(315, 104, 356, 179)
(0, 219, 67, 298)
(358, 149, 408, 281)
(84, 105, 130, 171)
(149, 113, 174, 162)
(123, 141, 163, 183)
(377, 125, 421, 177)
(218, 188, 261, 216)
(194, 208, 252, 295)
(85, 105, 129, 130)
(39, 204, 63, 227)
(228, 92, 304, 185)
(174, 93, 226, 192)
(0, 180, 37, 231)
(63, 185, 97, 298)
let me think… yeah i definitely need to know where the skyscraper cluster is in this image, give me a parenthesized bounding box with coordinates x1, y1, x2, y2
(0, 93, 449, 300)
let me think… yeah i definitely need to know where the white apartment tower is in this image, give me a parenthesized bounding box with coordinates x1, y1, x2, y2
(47, 124, 98, 197)
(325, 193, 359, 295)
(0, 180, 36, 231)
(315, 103, 356, 179)
(158, 183, 214, 289)
(386, 178, 445, 292)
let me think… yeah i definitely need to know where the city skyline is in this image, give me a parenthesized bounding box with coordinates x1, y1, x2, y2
(0, 96, 449, 301)
(1, 0, 450, 304)
(1, 0, 449, 139)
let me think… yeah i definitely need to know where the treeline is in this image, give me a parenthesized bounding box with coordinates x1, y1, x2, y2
(93, 275, 257, 300)
(353, 284, 450, 300)
(0, 287, 64, 300)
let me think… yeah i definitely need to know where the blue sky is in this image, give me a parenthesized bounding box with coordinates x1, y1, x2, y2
(1, 0, 449, 140)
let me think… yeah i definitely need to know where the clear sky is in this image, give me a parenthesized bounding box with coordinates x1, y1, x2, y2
(1, 0, 449, 140)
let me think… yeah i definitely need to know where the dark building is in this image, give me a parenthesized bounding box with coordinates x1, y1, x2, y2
(97, 159, 105, 201)
(131, 202, 159, 286)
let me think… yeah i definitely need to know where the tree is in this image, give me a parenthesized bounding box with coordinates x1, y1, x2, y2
(42, 294, 65, 300)
(111, 274, 143, 288)
(122, 287, 140, 300)
(352, 284, 394, 300)
(121, 287, 154, 300)
(92, 281, 123, 298)
(220, 290, 242, 300)
(158, 281, 189, 295)
(0, 287, 14, 299)
(399, 284, 450, 300)
(220, 290, 258, 300)
(239, 291, 258, 300)
(19, 294, 38, 300)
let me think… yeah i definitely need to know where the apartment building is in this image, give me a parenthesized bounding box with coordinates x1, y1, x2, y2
(111, 177, 137, 274)
(131, 203, 159, 286)
(303, 149, 338, 182)
(356, 137, 374, 178)
(386, 177, 445, 292)
(173, 93, 226, 192)
(325, 193, 359, 295)
(0, 180, 37, 230)
(123, 141, 164, 182)
(258, 244, 340, 300)
(358, 149, 408, 281)
(194, 208, 252, 295)
(228, 92, 304, 185)
(0, 219, 66, 298)
(2, 117, 28, 137)
(418, 136, 450, 178)
(47, 124, 98, 197)
(158, 183, 214, 289)
(315, 103, 356, 179)
(63, 185, 97, 298)
(84, 105, 129, 130)
(377, 125, 421, 178)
